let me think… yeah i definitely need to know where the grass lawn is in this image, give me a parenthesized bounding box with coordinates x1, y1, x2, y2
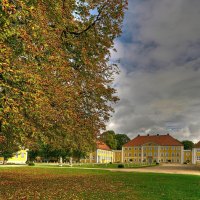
(0, 166, 200, 200)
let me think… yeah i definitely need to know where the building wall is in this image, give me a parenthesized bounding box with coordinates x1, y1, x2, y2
(96, 149, 113, 163)
(80, 149, 113, 164)
(123, 146, 142, 163)
(192, 148, 200, 164)
(196, 149, 200, 164)
(183, 150, 192, 163)
(6, 150, 28, 164)
(113, 150, 122, 163)
(123, 143, 183, 164)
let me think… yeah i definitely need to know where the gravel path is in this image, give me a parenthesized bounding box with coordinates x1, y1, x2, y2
(109, 164, 200, 176)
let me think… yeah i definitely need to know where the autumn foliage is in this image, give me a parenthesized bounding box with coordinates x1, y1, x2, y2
(0, 0, 128, 154)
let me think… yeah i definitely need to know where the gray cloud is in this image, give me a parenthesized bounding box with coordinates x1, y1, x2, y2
(108, 0, 200, 143)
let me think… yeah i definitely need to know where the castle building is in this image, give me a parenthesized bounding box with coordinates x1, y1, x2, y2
(122, 134, 184, 164)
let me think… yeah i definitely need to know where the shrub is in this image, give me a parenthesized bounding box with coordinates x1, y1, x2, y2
(118, 164, 124, 168)
(27, 161, 35, 166)
(109, 162, 112, 164)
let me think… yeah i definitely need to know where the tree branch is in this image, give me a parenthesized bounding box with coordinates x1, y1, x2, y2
(62, 4, 106, 38)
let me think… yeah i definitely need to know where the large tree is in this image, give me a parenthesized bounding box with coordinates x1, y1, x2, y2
(0, 0, 127, 155)
(99, 130, 130, 150)
(99, 130, 117, 149)
(115, 134, 130, 150)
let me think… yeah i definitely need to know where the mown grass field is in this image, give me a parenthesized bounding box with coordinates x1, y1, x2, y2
(0, 166, 200, 200)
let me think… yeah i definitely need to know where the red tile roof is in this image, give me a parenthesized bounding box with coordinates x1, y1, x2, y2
(123, 134, 183, 147)
(194, 141, 200, 148)
(96, 141, 111, 150)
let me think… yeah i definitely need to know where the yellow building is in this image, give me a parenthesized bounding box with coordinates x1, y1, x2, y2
(192, 141, 200, 165)
(0, 149, 28, 165)
(183, 150, 192, 163)
(6, 150, 28, 164)
(81, 141, 113, 163)
(113, 150, 122, 163)
(122, 134, 184, 164)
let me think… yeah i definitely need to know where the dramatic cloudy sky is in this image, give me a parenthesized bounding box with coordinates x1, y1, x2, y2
(107, 0, 200, 142)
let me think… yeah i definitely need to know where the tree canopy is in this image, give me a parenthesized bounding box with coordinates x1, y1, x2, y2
(0, 0, 128, 156)
(182, 140, 194, 150)
(115, 133, 130, 150)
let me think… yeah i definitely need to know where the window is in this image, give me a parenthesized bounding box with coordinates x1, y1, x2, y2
(134, 147, 137, 150)
(129, 153, 132, 157)
(144, 153, 146, 156)
(134, 153, 137, 157)
(129, 147, 132, 150)
(197, 156, 200, 161)
(154, 153, 157, 157)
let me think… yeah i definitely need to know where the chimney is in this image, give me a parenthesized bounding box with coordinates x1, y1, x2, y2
(138, 134, 140, 137)
(147, 134, 149, 136)
(157, 134, 159, 136)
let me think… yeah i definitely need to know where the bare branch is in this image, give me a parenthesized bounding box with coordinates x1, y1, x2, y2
(62, 4, 106, 38)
